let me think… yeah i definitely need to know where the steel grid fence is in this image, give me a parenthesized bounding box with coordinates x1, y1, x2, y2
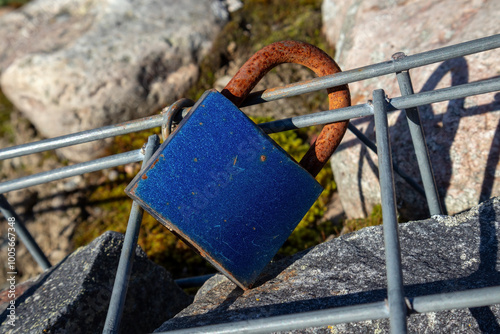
(1, 34, 499, 333)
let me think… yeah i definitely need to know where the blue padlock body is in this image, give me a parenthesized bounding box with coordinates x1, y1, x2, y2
(126, 90, 323, 289)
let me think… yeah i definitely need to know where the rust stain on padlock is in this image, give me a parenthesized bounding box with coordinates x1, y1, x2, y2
(222, 40, 351, 177)
(151, 157, 160, 168)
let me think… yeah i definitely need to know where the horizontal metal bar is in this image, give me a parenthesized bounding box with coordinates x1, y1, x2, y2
(259, 77, 500, 133)
(242, 34, 500, 106)
(174, 274, 215, 289)
(156, 285, 500, 334)
(0, 149, 143, 194)
(1, 36, 498, 162)
(0, 116, 163, 161)
(389, 77, 500, 111)
(1, 77, 497, 194)
(259, 104, 372, 134)
(412, 285, 500, 313)
(157, 301, 389, 334)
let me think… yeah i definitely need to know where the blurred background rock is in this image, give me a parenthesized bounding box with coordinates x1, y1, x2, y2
(0, 0, 345, 288)
(1, 0, 499, 293)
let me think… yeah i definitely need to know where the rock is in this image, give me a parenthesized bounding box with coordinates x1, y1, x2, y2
(0, 186, 81, 292)
(223, 0, 243, 12)
(0, 6, 14, 18)
(322, 0, 500, 219)
(0, 231, 192, 334)
(0, 0, 228, 161)
(155, 197, 500, 333)
(192, 274, 230, 303)
(0, 277, 38, 313)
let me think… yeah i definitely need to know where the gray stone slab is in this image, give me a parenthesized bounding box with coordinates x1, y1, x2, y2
(0, 231, 192, 334)
(155, 197, 500, 333)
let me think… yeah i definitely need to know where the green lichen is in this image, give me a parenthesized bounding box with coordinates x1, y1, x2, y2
(0, 0, 30, 7)
(341, 204, 384, 235)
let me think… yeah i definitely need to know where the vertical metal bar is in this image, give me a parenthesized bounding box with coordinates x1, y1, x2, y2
(0, 194, 51, 270)
(393, 52, 443, 216)
(372, 89, 407, 333)
(347, 123, 426, 197)
(103, 135, 160, 334)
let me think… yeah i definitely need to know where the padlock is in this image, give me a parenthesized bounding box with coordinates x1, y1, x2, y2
(125, 41, 350, 289)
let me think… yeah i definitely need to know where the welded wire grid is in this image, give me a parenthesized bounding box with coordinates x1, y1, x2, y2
(0, 34, 499, 333)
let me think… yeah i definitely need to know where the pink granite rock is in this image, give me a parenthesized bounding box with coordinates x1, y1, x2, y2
(0, 0, 227, 161)
(322, 0, 500, 218)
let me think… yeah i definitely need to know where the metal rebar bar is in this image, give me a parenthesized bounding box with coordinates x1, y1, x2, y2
(372, 89, 407, 334)
(103, 135, 160, 334)
(0, 194, 51, 270)
(0, 149, 143, 194)
(0, 116, 163, 161)
(0, 77, 497, 195)
(174, 274, 215, 289)
(259, 104, 372, 133)
(411, 285, 500, 313)
(393, 54, 443, 216)
(347, 123, 426, 197)
(390, 77, 500, 111)
(259, 77, 500, 134)
(155, 285, 500, 334)
(157, 300, 389, 334)
(242, 34, 500, 106)
(0, 36, 498, 162)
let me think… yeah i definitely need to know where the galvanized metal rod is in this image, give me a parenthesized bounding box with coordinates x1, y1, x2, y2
(157, 300, 389, 334)
(242, 34, 500, 106)
(0, 116, 163, 161)
(259, 77, 500, 133)
(174, 274, 215, 289)
(0, 149, 143, 194)
(390, 77, 500, 111)
(0, 77, 497, 195)
(372, 89, 407, 333)
(0, 36, 498, 162)
(103, 135, 160, 334)
(0, 70, 498, 167)
(156, 285, 500, 334)
(0, 194, 51, 270)
(393, 57, 443, 216)
(259, 104, 371, 133)
(347, 123, 426, 197)
(411, 285, 500, 313)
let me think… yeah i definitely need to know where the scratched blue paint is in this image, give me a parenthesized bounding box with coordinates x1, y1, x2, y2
(126, 90, 322, 288)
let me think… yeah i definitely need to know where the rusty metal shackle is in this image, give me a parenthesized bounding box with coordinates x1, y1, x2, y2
(222, 40, 351, 177)
(160, 98, 195, 140)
